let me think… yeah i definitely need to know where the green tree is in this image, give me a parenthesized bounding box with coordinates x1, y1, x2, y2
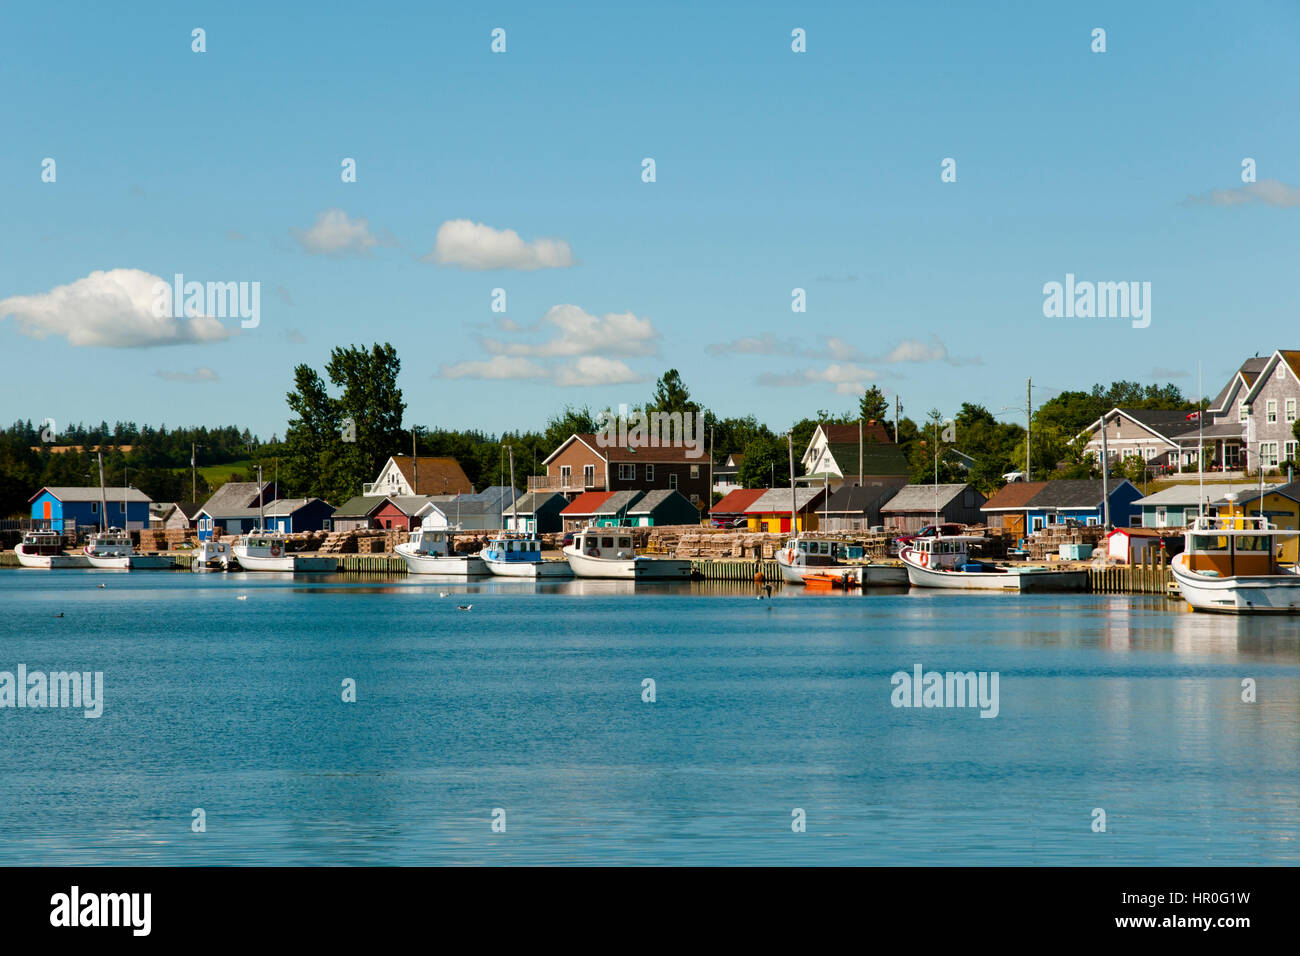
(646, 369, 700, 416)
(737, 433, 791, 488)
(543, 405, 597, 450)
(283, 364, 340, 500)
(858, 385, 890, 423)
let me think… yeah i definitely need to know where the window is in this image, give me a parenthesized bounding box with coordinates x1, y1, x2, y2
(119, 502, 126, 513)
(1260, 442, 1280, 468)
(689, 465, 700, 479)
(1129, 515, 1142, 527)
(1155, 506, 1167, 527)
(601, 537, 614, 548)
(1287, 398, 1297, 423)
(560, 465, 571, 484)
(1267, 399, 1277, 423)
(668, 473, 678, 490)
(583, 465, 595, 487)
(689, 494, 700, 504)
(91, 502, 98, 513)
(1239, 402, 1249, 423)
(1286, 440, 1298, 463)
(645, 464, 654, 482)
(618, 464, 635, 481)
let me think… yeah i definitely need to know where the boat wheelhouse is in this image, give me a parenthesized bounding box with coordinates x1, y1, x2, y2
(774, 536, 907, 587)
(232, 530, 296, 572)
(563, 528, 692, 580)
(1171, 513, 1300, 614)
(84, 528, 134, 569)
(395, 526, 487, 576)
(479, 534, 572, 578)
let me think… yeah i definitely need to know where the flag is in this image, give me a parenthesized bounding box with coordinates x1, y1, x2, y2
(1185, 411, 1201, 422)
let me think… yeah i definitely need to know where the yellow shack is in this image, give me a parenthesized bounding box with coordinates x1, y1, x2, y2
(743, 487, 825, 533)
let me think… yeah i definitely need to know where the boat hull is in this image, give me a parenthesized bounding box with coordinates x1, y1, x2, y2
(482, 557, 573, 578)
(900, 549, 1087, 592)
(85, 553, 131, 570)
(776, 552, 908, 587)
(395, 544, 487, 576)
(14, 545, 89, 569)
(1172, 553, 1300, 614)
(232, 548, 296, 572)
(563, 547, 692, 579)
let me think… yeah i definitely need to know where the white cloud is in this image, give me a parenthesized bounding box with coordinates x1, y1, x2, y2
(883, 337, 948, 363)
(553, 356, 644, 387)
(706, 333, 862, 361)
(483, 304, 658, 358)
(292, 209, 380, 256)
(438, 356, 549, 381)
(156, 366, 219, 382)
(424, 219, 575, 270)
(0, 269, 234, 348)
(1185, 179, 1300, 208)
(757, 363, 881, 395)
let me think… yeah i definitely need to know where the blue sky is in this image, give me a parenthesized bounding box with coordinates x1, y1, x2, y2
(3, 0, 1299, 439)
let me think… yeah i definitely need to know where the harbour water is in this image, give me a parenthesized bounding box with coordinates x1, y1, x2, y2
(0, 571, 1297, 865)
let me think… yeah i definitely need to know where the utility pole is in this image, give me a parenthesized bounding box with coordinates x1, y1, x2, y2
(1101, 418, 1111, 530)
(1026, 378, 1032, 479)
(858, 418, 863, 488)
(894, 395, 899, 443)
(191, 442, 198, 502)
(708, 426, 714, 515)
(412, 428, 418, 494)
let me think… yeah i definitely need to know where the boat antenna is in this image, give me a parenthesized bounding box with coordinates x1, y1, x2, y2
(1100, 412, 1110, 531)
(1198, 362, 1204, 517)
(97, 451, 108, 533)
(787, 431, 797, 535)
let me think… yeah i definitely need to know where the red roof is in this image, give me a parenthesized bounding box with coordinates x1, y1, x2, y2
(820, 422, 893, 445)
(561, 491, 615, 515)
(712, 488, 765, 514)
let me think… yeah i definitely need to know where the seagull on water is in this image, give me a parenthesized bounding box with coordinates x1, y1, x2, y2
(456, 604, 473, 611)
(237, 595, 248, 601)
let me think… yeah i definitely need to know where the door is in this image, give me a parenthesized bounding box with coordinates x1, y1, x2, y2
(780, 517, 791, 533)
(1003, 513, 1024, 537)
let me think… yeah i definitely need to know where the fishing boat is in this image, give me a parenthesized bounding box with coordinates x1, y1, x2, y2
(82, 528, 174, 570)
(479, 533, 572, 578)
(13, 530, 87, 568)
(563, 528, 692, 579)
(1171, 513, 1300, 614)
(230, 464, 296, 571)
(195, 539, 234, 570)
(396, 526, 487, 576)
(231, 530, 296, 571)
(774, 537, 908, 587)
(900, 535, 1088, 592)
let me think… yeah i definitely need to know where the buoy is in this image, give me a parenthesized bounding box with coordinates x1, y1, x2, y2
(753, 570, 764, 583)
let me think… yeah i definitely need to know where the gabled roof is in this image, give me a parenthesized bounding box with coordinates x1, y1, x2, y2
(745, 487, 825, 513)
(1242, 349, 1300, 406)
(981, 481, 1050, 511)
(419, 494, 509, 518)
(198, 481, 269, 517)
(1084, 408, 1198, 443)
(592, 490, 644, 515)
(263, 497, 335, 517)
(30, 486, 152, 504)
(627, 489, 694, 514)
(817, 422, 893, 445)
(1024, 479, 1137, 510)
(385, 456, 473, 495)
(331, 494, 389, 518)
(1134, 483, 1266, 506)
(880, 483, 976, 513)
(544, 433, 708, 466)
(822, 484, 897, 514)
(1208, 356, 1270, 413)
(167, 501, 203, 519)
(561, 491, 615, 515)
(379, 495, 433, 516)
(712, 488, 766, 514)
(503, 491, 566, 516)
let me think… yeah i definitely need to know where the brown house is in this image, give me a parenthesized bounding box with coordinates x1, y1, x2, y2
(365, 455, 473, 497)
(979, 481, 1048, 536)
(531, 433, 711, 508)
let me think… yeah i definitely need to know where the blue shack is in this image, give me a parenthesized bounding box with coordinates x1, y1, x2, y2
(1022, 478, 1143, 531)
(260, 497, 336, 534)
(29, 486, 153, 533)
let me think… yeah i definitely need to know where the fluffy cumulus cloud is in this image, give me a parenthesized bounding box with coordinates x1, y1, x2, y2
(883, 337, 948, 363)
(156, 366, 219, 382)
(292, 209, 380, 256)
(424, 220, 575, 270)
(437, 304, 656, 385)
(482, 304, 658, 358)
(1185, 179, 1300, 208)
(0, 269, 233, 348)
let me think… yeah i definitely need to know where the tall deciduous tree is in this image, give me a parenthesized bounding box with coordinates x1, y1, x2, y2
(283, 364, 340, 500)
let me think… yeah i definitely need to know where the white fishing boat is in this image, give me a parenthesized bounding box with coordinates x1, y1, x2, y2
(195, 539, 234, 570)
(396, 526, 487, 576)
(231, 530, 296, 571)
(774, 537, 908, 587)
(82, 527, 174, 570)
(563, 528, 692, 579)
(14, 530, 87, 568)
(901, 536, 1088, 592)
(1171, 513, 1300, 614)
(479, 533, 572, 578)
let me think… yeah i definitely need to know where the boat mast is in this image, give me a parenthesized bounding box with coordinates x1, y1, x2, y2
(1100, 413, 1110, 530)
(1198, 362, 1204, 517)
(97, 451, 108, 533)
(507, 443, 516, 532)
(258, 463, 265, 531)
(787, 431, 797, 535)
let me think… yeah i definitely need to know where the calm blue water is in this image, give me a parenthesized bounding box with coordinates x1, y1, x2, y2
(0, 569, 1297, 865)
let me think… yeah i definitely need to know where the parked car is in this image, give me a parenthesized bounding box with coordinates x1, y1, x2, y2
(710, 516, 746, 528)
